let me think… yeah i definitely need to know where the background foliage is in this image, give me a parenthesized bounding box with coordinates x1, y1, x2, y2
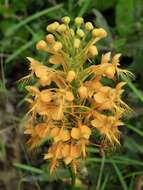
(0, 0, 143, 189)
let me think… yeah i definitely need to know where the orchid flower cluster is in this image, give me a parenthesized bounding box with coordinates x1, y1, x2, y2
(22, 16, 133, 174)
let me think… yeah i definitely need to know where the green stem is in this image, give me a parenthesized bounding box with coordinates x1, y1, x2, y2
(69, 166, 76, 190)
(96, 154, 105, 190)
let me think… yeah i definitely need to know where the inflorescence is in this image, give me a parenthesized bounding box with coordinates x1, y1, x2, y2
(22, 16, 133, 174)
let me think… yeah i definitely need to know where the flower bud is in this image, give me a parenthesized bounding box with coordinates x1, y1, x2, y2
(85, 22, 94, 31)
(57, 24, 67, 32)
(76, 29, 85, 38)
(78, 86, 88, 99)
(75, 17, 84, 25)
(92, 28, 107, 38)
(46, 24, 52, 32)
(88, 45, 98, 57)
(66, 70, 76, 82)
(52, 42, 62, 52)
(36, 40, 48, 51)
(46, 34, 55, 44)
(62, 16, 70, 24)
(46, 22, 59, 32)
(74, 38, 81, 48)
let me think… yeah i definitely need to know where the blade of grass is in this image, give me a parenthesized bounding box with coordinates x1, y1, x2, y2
(126, 124, 143, 137)
(122, 75, 143, 102)
(14, 163, 43, 175)
(0, 50, 6, 90)
(96, 155, 105, 190)
(11, 14, 36, 37)
(87, 147, 100, 153)
(6, 4, 63, 36)
(5, 36, 41, 64)
(68, 0, 73, 15)
(129, 175, 135, 190)
(125, 171, 143, 179)
(78, 0, 92, 16)
(87, 157, 143, 166)
(112, 156, 143, 166)
(100, 174, 109, 190)
(112, 161, 128, 190)
(17, 177, 26, 190)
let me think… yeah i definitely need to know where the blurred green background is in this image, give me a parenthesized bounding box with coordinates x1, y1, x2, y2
(0, 0, 143, 189)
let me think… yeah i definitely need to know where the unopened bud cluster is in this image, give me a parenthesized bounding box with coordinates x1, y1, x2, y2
(22, 16, 133, 174)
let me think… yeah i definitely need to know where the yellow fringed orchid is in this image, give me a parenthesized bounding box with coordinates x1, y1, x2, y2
(21, 16, 133, 174)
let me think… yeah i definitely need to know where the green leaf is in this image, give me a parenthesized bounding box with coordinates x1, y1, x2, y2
(126, 124, 143, 137)
(100, 174, 109, 190)
(129, 175, 135, 190)
(124, 136, 143, 154)
(112, 161, 128, 190)
(11, 0, 27, 11)
(96, 156, 105, 190)
(78, 0, 93, 16)
(0, 6, 13, 14)
(121, 75, 143, 103)
(134, 0, 143, 20)
(125, 171, 143, 179)
(6, 4, 63, 36)
(5, 35, 42, 64)
(87, 156, 143, 166)
(116, 0, 135, 36)
(93, 0, 116, 11)
(14, 163, 43, 174)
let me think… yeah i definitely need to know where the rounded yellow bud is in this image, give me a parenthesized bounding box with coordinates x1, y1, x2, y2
(52, 42, 62, 52)
(76, 29, 85, 38)
(46, 24, 52, 32)
(66, 70, 76, 82)
(85, 22, 94, 31)
(75, 17, 84, 25)
(53, 22, 60, 28)
(46, 22, 59, 32)
(62, 16, 70, 24)
(74, 38, 81, 48)
(88, 45, 98, 57)
(78, 86, 88, 99)
(46, 34, 55, 44)
(36, 40, 48, 51)
(57, 24, 67, 32)
(92, 28, 107, 38)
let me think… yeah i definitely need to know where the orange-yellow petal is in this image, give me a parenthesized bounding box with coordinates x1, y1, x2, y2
(65, 91, 74, 101)
(62, 144, 70, 157)
(50, 127, 60, 138)
(40, 90, 52, 102)
(71, 128, 81, 139)
(94, 92, 106, 103)
(80, 125, 91, 139)
(49, 55, 63, 64)
(62, 130, 71, 141)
